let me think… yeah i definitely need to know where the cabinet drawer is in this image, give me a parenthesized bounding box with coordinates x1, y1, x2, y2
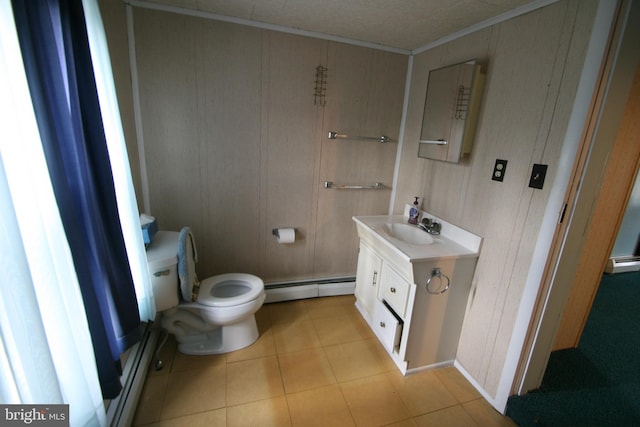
(372, 300, 403, 353)
(379, 265, 411, 318)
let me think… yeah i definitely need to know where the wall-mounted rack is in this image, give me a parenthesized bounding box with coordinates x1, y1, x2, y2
(324, 181, 385, 190)
(328, 131, 392, 143)
(314, 65, 328, 106)
(455, 85, 472, 119)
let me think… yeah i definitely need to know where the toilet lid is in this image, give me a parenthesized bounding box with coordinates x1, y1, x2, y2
(177, 227, 200, 302)
(197, 273, 264, 307)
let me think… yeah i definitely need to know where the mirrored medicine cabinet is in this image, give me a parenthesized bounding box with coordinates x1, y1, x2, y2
(418, 60, 486, 163)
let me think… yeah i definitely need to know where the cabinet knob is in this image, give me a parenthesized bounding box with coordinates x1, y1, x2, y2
(379, 322, 386, 328)
(390, 287, 396, 293)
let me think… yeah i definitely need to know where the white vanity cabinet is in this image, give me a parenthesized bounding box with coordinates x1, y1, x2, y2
(353, 212, 481, 374)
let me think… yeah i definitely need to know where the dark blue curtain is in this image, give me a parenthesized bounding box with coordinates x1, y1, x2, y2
(11, 0, 141, 399)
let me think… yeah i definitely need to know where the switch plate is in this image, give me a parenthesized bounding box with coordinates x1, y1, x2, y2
(492, 159, 507, 182)
(529, 164, 548, 189)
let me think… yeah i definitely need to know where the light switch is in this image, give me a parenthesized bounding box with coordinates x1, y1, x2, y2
(529, 164, 548, 189)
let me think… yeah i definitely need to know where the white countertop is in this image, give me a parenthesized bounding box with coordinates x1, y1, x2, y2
(353, 213, 482, 262)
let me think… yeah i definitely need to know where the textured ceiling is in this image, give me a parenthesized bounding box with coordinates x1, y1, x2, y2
(138, 0, 545, 51)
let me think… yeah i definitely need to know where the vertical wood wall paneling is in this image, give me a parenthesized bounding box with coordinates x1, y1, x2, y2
(393, 0, 597, 398)
(196, 21, 263, 277)
(460, 0, 595, 396)
(133, 9, 406, 282)
(134, 9, 203, 242)
(482, 0, 596, 395)
(394, 27, 495, 224)
(314, 42, 407, 277)
(261, 31, 326, 282)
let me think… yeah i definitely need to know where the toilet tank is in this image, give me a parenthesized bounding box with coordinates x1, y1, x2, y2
(146, 231, 180, 312)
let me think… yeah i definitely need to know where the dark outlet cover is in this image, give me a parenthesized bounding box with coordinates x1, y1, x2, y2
(529, 164, 548, 189)
(492, 159, 507, 182)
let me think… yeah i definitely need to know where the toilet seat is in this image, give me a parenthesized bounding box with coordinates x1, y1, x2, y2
(178, 228, 264, 308)
(197, 273, 264, 307)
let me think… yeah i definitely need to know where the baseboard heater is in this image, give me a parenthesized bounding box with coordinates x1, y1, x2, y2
(605, 256, 640, 274)
(265, 276, 355, 303)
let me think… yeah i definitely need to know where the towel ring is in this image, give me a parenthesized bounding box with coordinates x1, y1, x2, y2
(426, 268, 450, 295)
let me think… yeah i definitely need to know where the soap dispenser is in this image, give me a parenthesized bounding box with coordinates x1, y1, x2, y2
(408, 197, 421, 224)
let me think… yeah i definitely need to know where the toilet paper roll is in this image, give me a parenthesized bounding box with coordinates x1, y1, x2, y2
(275, 228, 295, 244)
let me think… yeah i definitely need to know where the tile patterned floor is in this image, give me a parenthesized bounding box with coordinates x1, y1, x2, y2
(133, 295, 517, 426)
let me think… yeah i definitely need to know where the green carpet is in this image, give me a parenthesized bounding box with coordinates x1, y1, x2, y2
(506, 270, 640, 426)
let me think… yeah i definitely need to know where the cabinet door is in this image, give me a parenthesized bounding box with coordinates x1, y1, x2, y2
(355, 243, 382, 319)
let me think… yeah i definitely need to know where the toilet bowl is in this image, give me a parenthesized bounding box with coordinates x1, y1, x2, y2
(146, 228, 265, 355)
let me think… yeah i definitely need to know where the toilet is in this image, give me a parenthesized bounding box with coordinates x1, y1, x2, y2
(146, 227, 265, 355)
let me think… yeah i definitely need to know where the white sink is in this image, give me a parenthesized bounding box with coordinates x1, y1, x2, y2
(353, 213, 482, 262)
(380, 223, 433, 245)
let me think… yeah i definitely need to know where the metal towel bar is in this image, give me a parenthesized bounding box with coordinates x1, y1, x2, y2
(328, 131, 391, 143)
(324, 181, 385, 190)
(419, 139, 448, 145)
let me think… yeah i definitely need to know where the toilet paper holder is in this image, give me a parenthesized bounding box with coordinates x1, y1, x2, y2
(272, 228, 298, 240)
(272, 228, 297, 237)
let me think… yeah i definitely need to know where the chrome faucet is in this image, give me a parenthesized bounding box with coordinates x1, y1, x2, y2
(419, 217, 441, 235)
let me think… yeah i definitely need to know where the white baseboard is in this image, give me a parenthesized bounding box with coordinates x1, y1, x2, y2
(454, 360, 505, 414)
(405, 360, 453, 375)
